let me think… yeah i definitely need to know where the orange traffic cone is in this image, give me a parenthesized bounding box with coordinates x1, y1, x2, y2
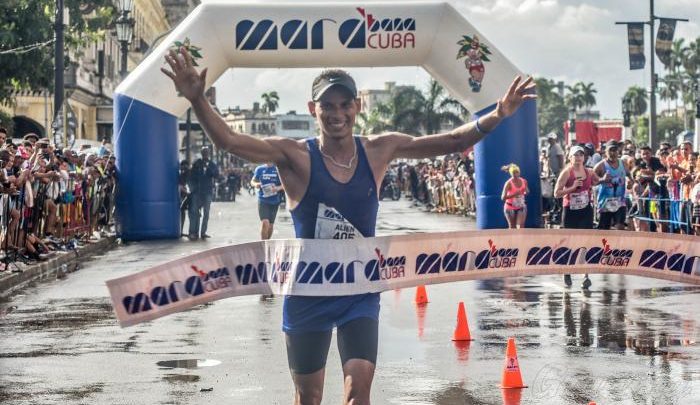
(452, 302, 473, 341)
(415, 285, 428, 305)
(501, 337, 527, 389)
(588, 402, 597, 405)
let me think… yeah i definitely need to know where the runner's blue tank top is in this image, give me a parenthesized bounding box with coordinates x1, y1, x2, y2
(283, 136, 380, 333)
(597, 158, 626, 209)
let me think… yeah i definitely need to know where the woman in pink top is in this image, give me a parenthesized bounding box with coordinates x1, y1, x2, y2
(554, 145, 601, 288)
(501, 163, 529, 229)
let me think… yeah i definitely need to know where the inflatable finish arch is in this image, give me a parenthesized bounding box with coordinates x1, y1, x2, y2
(114, 1, 540, 240)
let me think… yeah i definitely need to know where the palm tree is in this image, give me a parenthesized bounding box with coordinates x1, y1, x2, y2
(372, 87, 423, 133)
(565, 83, 584, 112)
(534, 78, 562, 103)
(624, 86, 648, 116)
(680, 37, 700, 128)
(421, 79, 468, 134)
(366, 79, 467, 136)
(260, 91, 280, 114)
(665, 71, 685, 113)
(534, 77, 568, 137)
(658, 80, 677, 113)
(683, 37, 700, 77)
(354, 108, 389, 135)
(389, 79, 465, 135)
(669, 39, 687, 74)
(578, 82, 597, 112)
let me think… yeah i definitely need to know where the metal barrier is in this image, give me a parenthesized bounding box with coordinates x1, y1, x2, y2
(633, 197, 693, 233)
(423, 175, 475, 215)
(1, 171, 116, 271)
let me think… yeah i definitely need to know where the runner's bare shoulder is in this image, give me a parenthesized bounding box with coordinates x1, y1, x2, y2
(262, 137, 310, 165)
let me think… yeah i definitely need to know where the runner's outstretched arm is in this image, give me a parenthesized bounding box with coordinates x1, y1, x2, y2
(381, 76, 536, 160)
(162, 47, 292, 165)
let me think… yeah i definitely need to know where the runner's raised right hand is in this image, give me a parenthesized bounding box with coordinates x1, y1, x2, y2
(161, 47, 208, 102)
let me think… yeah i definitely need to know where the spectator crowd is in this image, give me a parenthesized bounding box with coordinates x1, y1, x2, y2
(0, 128, 117, 272)
(6, 123, 694, 277)
(541, 135, 699, 234)
(386, 153, 477, 216)
(391, 132, 700, 236)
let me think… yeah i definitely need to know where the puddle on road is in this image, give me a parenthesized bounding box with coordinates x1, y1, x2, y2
(1, 298, 114, 331)
(157, 359, 222, 369)
(163, 374, 201, 383)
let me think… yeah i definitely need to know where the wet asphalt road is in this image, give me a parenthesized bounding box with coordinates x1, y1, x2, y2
(0, 194, 699, 405)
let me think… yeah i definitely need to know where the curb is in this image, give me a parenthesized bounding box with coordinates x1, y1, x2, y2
(0, 236, 117, 298)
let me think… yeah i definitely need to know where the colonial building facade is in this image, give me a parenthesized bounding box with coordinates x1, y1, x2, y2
(2, 0, 198, 144)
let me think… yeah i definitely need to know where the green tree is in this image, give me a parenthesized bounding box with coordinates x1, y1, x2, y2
(658, 79, 678, 113)
(534, 77, 567, 138)
(260, 91, 279, 114)
(414, 79, 466, 135)
(376, 86, 423, 133)
(565, 83, 584, 112)
(680, 37, 700, 127)
(354, 108, 389, 135)
(373, 79, 465, 135)
(634, 116, 649, 146)
(668, 38, 687, 74)
(659, 37, 700, 128)
(624, 86, 648, 116)
(683, 37, 700, 76)
(0, 0, 114, 105)
(0, 110, 14, 137)
(657, 116, 685, 144)
(578, 82, 597, 112)
(624, 85, 649, 145)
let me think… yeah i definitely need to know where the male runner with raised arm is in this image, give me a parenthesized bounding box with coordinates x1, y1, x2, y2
(162, 47, 535, 405)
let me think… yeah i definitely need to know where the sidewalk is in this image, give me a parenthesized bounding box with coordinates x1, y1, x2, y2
(0, 236, 117, 298)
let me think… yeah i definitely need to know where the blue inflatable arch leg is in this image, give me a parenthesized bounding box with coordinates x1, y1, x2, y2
(473, 100, 541, 229)
(114, 93, 180, 240)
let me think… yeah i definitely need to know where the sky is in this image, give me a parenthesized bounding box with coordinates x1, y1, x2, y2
(210, 0, 700, 120)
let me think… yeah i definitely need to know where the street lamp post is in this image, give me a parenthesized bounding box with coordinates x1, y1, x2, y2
(615, 0, 688, 149)
(53, 0, 65, 121)
(568, 108, 576, 145)
(115, 0, 135, 79)
(622, 96, 632, 142)
(694, 81, 700, 150)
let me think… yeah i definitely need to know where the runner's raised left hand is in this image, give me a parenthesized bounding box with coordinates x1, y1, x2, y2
(495, 76, 536, 118)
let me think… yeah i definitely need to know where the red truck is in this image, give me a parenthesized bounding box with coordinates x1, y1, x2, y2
(564, 120, 623, 148)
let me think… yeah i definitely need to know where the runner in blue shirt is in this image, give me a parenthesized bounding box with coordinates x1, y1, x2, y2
(163, 47, 535, 405)
(251, 163, 283, 240)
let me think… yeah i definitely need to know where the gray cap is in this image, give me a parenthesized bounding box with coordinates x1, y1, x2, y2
(312, 71, 357, 101)
(604, 140, 619, 150)
(568, 145, 585, 157)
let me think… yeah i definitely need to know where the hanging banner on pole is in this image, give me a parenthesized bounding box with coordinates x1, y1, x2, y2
(627, 23, 645, 70)
(655, 19, 676, 67)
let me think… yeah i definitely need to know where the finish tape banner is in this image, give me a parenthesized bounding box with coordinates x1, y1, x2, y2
(107, 229, 700, 327)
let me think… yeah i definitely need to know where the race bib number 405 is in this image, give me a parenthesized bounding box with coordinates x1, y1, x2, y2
(315, 203, 364, 240)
